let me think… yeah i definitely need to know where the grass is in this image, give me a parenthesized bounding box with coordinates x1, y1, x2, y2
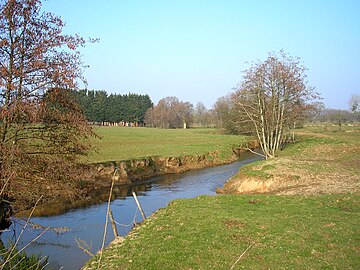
(84, 194, 360, 270)
(85, 127, 249, 163)
(240, 161, 275, 179)
(283, 127, 360, 176)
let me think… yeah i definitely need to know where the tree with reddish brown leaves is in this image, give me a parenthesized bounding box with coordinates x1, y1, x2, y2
(0, 0, 95, 207)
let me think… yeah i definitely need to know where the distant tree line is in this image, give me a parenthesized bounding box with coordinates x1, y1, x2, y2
(143, 98, 218, 129)
(301, 96, 360, 125)
(311, 107, 360, 124)
(75, 90, 153, 125)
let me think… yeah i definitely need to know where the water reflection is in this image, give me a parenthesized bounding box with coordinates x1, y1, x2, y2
(2, 152, 262, 270)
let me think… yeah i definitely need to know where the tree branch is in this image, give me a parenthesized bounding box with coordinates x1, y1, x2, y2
(229, 242, 256, 270)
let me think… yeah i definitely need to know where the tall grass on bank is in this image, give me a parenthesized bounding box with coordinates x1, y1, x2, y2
(86, 127, 248, 163)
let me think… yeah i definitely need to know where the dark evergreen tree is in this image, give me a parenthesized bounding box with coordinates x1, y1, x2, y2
(74, 90, 153, 125)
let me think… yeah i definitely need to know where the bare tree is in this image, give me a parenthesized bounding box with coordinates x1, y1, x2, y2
(193, 102, 207, 127)
(349, 94, 359, 112)
(176, 101, 193, 129)
(349, 94, 360, 120)
(0, 0, 95, 204)
(192, 102, 216, 128)
(233, 51, 319, 159)
(145, 97, 193, 128)
(213, 95, 249, 134)
(213, 95, 232, 130)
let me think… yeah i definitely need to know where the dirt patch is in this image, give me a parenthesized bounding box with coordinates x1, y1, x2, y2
(224, 219, 244, 229)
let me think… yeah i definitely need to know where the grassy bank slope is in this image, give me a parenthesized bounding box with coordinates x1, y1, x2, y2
(84, 194, 360, 270)
(86, 127, 249, 163)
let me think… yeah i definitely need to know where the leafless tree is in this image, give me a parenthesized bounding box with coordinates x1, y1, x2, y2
(213, 95, 232, 130)
(145, 97, 193, 128)
(349, 94, 360, 119)
(212, 95, 250, 134)
(193, 102, 216, 128)
(233, 51, 319, 158)
(193, 102, 207, 127)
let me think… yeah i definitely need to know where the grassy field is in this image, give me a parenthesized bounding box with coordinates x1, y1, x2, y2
(86, 127, 249, 163)
(84, 194, 360, 270)
(83, 126, 360, 269)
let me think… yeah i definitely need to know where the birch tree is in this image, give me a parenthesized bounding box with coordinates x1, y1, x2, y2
(233, 51, 318, 159)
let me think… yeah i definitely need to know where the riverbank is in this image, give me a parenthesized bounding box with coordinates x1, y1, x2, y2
(13, 128, 253, 215)
(15, 151, 251, 217)
(218, 127, 360, 195)
(8, 157, 263, 270)
(83, 127, 360, 269)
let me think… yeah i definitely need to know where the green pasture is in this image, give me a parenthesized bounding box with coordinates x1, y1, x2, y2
(86, 127, 249, 163)
(84, 194, 360, 270)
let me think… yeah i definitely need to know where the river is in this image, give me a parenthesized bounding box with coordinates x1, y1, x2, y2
(2, 152, 261, 269)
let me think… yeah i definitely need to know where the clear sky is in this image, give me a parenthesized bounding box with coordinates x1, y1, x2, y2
(42, 0, 360, 110)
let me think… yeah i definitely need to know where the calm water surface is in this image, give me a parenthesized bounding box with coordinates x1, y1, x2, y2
(3, 152, 261, 270)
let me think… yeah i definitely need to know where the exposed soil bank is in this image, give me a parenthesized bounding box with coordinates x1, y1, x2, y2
(89, 152, 235, 185)
(86, 139, 261, 187)
(217, 131, 360, 195)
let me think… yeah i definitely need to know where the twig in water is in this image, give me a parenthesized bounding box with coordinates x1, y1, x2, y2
(97, 175, 116, 269)
(14, 217, 70, 234)
(76, 238, 94, 257)
(229, 242, 256, 270)
(109, 209, 119, 238)
(35, 256, 49, 270)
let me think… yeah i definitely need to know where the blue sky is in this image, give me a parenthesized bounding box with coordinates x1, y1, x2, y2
(42, 0, 360, 110)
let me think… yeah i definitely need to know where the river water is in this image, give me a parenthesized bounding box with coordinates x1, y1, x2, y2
(2, 152, 261, 269)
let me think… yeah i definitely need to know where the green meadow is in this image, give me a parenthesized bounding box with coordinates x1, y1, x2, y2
(86, 127, 249, 163)
(84, 194, 360, 270)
